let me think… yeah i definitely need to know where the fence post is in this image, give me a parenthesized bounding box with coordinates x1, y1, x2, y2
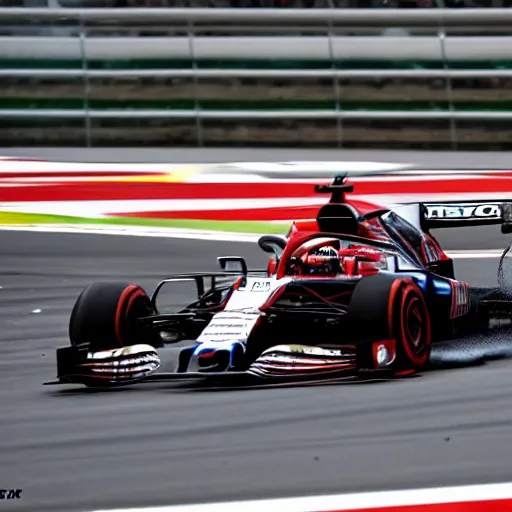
(326, 1, 343, 148)
(187, 20, 204, 147)
(436, 3, 458, 150)
(79, 13, 91, 148)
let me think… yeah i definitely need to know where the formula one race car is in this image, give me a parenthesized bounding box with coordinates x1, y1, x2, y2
(46, 175, 512, 388)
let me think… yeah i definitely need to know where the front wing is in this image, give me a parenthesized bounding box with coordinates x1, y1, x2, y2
(44, 341, 398, 389)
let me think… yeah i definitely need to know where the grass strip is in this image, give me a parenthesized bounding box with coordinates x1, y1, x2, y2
(0, 211, 292, 234)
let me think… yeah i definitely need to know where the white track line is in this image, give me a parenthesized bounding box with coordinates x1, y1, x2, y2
(224, 161, 412, 173)
(0, 161, 196, 173)
(90, 481, 512, 512)
(0, 160, 409, 174)
(0, 224, 263, 243)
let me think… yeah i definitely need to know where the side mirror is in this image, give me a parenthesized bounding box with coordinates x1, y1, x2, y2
(217, 256, 247, 274)
(258, 235, 286, 258)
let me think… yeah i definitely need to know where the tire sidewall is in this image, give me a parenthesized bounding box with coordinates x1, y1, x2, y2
(69, 282, 161, 352)
(389, 278, 431, 370)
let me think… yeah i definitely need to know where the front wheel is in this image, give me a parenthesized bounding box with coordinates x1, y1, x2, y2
(348, 274, 432, 373)
(69, 282, 163, 353)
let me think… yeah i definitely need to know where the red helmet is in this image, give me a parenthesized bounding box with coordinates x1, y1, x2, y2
(300, 245, 341, 276)
(287, 238, 387, 278)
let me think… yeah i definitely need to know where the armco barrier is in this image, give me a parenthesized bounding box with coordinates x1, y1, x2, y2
(2, 8, 512, 149)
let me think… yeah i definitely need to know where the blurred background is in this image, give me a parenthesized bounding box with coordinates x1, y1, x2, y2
(1, 0, 512, 149)
(1, 0, 504, 8)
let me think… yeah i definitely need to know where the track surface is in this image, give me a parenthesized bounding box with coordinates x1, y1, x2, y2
(3, 147, 512, 168)
(2, 228, 512, 512)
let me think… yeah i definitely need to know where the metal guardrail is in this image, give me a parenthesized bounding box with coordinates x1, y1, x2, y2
(3, 109, 512, 120)
(4, 36, 512, 60)
(2, 69, 512, 78)
(2, 7, 512, 24)
(2, 8, 512, 148)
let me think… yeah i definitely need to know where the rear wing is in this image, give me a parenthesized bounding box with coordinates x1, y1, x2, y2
(311, 175, 512, 234)
(420, 201, 512, 233)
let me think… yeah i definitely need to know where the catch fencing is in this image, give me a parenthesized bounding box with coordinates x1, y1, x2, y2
(2, 8, 512, 148)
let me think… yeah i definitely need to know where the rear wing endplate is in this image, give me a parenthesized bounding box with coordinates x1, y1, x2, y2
(420, 201, 512, 233)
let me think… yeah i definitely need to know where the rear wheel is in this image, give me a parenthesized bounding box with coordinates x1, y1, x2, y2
(348, 274, 431, 372)
(69, 282, 163, 352)
(498, 242, 512, 292)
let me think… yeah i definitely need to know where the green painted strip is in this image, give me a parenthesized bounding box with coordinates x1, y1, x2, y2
(3, 97, 512, 112)
(0, 211, 291, 234)
(1, 58, 512, 71)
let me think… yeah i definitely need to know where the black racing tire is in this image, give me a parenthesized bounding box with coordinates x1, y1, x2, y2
(69, 282, 163, 352)
(348, 273, 431, 372)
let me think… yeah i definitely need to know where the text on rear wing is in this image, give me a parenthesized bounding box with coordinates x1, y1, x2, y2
(424, 203, 501, 220)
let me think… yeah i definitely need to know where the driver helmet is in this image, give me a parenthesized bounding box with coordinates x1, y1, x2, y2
(300, 244, 341, 276)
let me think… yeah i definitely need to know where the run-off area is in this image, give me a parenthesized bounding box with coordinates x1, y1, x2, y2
(1, 227, 512, 512)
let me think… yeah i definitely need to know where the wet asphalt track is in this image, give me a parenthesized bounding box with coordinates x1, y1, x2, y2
(2, 227, 512, 512)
